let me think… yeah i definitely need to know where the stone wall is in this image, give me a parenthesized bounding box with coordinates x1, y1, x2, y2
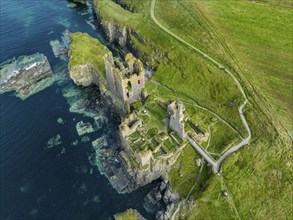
(135, 150, 152, 167)
(120, 113, 142, 137)
(104, 51, 145, 105)
(168, 101, 186, 139)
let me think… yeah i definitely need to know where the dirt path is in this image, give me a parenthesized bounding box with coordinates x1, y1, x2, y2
(150, 0, 251, 172)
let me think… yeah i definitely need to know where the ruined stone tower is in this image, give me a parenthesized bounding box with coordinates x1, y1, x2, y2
(168, 100, 186, 139)
(103, 51, 145, 104)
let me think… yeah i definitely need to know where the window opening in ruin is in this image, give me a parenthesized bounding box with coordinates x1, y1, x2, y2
(138, 80, 141, 84)
(127, 81, 132, 91)
(127, 92, 130, 98)
(114, 78, 118, 90)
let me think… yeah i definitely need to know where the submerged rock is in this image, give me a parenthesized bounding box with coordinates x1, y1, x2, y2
(91, 195, 100, 203)
(50, 29, 71, 61)
(28, 208, 38, 216)
(94, 113, 108, 130)
(46, 134, 62, 148)
(20, 182, 31, 193)
(67, 2, 77, 8)
(71, 140, 79, 146)
(0, 53, 54, 99)
(50, 40, 68, 58)
(92, 136, 107, 149)
(81, 136, 90, 143)
(76, 121, 94, 136)
(57, 117, 65, 124)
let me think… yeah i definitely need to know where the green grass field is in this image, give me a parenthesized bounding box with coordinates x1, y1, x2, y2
(195, 0, 293, 131)
(168, 143, 202, 198)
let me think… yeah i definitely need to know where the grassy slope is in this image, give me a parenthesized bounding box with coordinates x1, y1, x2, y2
(156, 0, 293, 131)
(94, 0, 292, 219)
(196, 0, 293, 131)
(180, 175, 240, 220)
(69, 32, 107, 77)
(152, 1, 292, 219)
(146, 82, 242, 156)
(168, 144, 202, 198)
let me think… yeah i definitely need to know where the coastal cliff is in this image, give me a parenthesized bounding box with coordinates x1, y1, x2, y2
(68, 15, 183, 218)
(102, 21, 128, 48)
(68, 32, 106, 86)
(92, 0, 162, 71)
(68, 31, 181, 193)
(69, 64, 99, 86)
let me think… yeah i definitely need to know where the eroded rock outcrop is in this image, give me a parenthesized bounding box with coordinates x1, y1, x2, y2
(0, 53, 54, 99)
(68, 32, 106, 87)
(102, 22, 128, 47)
(69, 63, 100, 87)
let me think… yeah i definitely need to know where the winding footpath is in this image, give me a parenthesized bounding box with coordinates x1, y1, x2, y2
(151, 0, 252, 172)
(150, 79, 243, 138)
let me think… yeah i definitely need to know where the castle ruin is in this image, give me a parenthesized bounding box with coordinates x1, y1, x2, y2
(120, 113, 142, 137)
(167, 100, 186, 139)
(119, 113, 153, 167)
(104, 51, 146, 105)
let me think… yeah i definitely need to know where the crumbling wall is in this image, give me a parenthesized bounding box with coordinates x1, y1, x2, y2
(104, 51, 145, 104)
(121, 72, 144, 103)
(168, 101, 186, 139)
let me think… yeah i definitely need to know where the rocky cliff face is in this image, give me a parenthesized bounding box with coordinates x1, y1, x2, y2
(94, 129, 183, 194)
(92, 1, 158, 70)
(68, 32, 107, 87)
(101, 22, 128, 48)
(116, 153, 173, 193)
(69, 63, 100, 87)
(97, 19, 163, 72)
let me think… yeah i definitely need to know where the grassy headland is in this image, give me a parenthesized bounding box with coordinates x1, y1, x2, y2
(69, 32, 107, 77)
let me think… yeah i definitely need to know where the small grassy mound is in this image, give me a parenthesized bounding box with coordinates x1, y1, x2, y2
(114, 208, 141, 220)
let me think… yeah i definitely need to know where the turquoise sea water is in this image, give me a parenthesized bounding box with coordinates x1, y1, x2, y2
(0, 1, 154, 219)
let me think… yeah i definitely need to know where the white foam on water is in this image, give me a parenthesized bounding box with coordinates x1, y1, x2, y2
(24, 61, 44, 71)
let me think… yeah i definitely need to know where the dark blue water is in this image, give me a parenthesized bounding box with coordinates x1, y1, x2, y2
(0, 1, 153, 219)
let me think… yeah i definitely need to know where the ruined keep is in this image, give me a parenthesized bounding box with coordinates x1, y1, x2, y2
(167, 100, 186, 139)
(104, 51, 145, 105)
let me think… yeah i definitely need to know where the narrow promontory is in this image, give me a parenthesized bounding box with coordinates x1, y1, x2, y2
(69, 32, 107, 86)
